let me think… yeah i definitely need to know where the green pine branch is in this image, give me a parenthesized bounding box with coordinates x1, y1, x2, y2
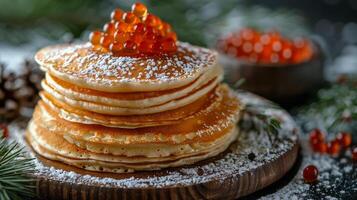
(0, 131, 35, 200)
(233, 78, 282, 144)
(241, 103, 282, 145)
(296, 81, 357, 134)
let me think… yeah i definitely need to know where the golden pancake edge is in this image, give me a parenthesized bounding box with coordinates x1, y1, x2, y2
(27, 40, 243, 173)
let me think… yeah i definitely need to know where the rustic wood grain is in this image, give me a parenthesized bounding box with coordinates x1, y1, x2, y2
(25, 91, 300, 200)
(30, 141, 298, 200)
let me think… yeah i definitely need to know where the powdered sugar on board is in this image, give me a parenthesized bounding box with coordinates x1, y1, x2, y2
(11, 91, 298, 189)
(259, 138, 357, 200)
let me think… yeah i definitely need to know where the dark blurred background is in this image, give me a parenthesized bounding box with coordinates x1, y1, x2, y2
(0, 0, 356, 77)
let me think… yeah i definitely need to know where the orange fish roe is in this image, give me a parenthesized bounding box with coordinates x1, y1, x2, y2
(218, 28, 314, 65)
(89, 2, 177, 56)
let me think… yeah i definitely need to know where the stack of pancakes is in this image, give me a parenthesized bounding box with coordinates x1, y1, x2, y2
(26, 42, 242, 173)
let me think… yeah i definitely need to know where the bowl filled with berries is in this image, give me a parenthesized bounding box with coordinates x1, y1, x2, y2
(217, 28, 325, 104)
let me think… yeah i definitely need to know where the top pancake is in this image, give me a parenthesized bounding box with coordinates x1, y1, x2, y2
(35, 42, 217, 93)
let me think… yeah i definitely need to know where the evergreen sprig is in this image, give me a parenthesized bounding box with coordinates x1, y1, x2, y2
(0, 131, 35, 200)
(240, 103, 282, 145)
(296, 81, 357, 134)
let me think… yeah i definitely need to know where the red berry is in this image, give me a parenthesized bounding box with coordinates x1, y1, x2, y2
(311, 138, 327, 153)
(336, 132, 352, 148)
(327, 139, 341, 156)
(0, 124, 8, 138)
(303, 165, 318, 183)
(352, 147, 357, 161)
(315, 142, 328, 153)
(89, 31, 102, 45)
(111, 9, 124, 21)
(131, 2, 147, 17)
(309, 129, 325, 144)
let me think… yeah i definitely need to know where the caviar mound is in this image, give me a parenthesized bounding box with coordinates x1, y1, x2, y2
(89, 2, 178, 56)
(217, 28, 314, 65)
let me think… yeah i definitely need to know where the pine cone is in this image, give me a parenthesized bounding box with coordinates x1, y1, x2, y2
(0, 60, 43, 122)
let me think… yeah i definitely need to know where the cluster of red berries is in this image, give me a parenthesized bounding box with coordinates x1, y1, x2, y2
(218, 28, 314, 65)
(89, 2, 178, 55)
(309, 129, 353, 156)
(303, 129, 356, 184)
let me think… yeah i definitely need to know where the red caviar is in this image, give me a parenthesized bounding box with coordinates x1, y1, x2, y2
(89, 2, 177, 56)
(132, 2, 148, 18)
(89, 31, 102, 45)
(218, 28, 314, 64)
(111, 9, 124, 21)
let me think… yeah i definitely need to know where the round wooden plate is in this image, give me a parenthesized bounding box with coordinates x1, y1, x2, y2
(14, 91, 299, 200)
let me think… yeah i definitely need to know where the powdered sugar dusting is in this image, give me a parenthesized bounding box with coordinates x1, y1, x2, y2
(260, 151, 357, 199)
(10, 91, 298, 189)
(36, 42, 217, 85)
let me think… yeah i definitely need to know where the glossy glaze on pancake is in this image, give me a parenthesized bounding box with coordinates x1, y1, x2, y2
(34, 85, 240, 146)
(28, 121, 237, 162)
(39, 85, 221, 128)
(27, 40, 242, 173)
(41, 75, 220, 115)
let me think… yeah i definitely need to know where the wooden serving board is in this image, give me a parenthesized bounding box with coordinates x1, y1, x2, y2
(14, 91, 300, 200)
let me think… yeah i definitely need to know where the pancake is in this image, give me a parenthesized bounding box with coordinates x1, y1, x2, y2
(27, 127, 237, 173)
(41, 73, 219, 115)
(39, 85, 221, 128)
(27, 119, 238, 162)
(33, 85, 240, 149)
(28, 21, 242, 173)
(35, 42, 217, 93)
(43, 65, 222, 108)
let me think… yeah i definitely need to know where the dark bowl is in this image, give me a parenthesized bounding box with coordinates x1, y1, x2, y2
(220, 44, 325, 105)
